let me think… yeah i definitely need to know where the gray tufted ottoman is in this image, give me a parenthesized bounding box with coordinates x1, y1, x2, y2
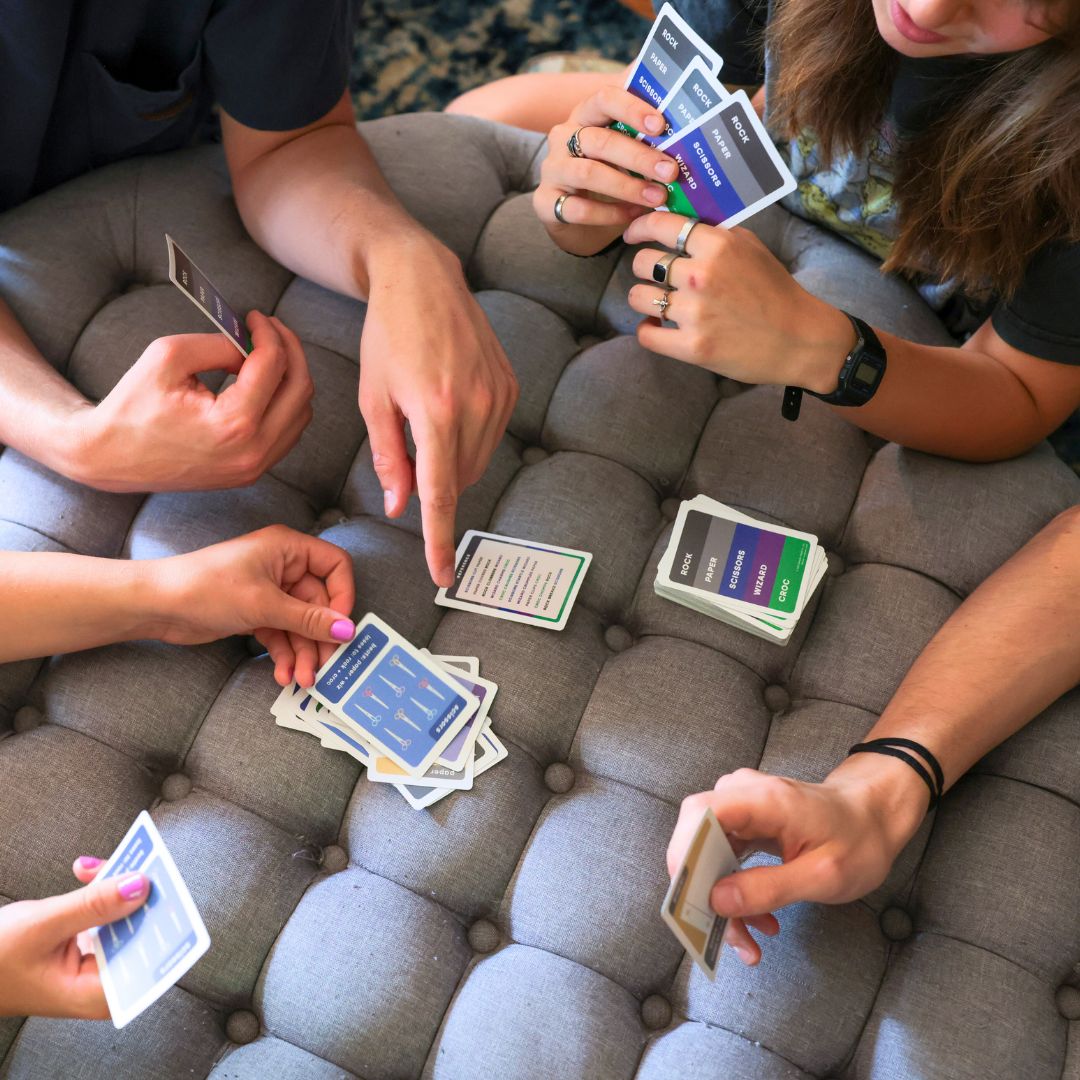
(1, 113, 1078, 1080)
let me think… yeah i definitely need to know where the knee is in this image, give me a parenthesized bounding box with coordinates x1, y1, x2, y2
(445, 78, 520, 124)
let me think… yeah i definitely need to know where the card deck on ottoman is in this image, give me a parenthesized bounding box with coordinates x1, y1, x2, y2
(89, 811, 210, 1029)
(166, 234, 251, 355)
(656, 495, 827, 642)
(661, 809, 739, 980)
(309, 614, 479, 776)
(435, 531, 591, 631)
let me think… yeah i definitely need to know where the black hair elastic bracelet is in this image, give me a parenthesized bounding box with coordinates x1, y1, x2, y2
(847, 738, 944, 811)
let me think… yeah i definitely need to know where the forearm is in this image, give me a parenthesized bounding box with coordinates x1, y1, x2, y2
(802, 305, 1078, 461)
(0, 554, 177, 661)
(226, 110, 444, 303)
(826, 507, 1080, 829)
(0, 298, 91, 477)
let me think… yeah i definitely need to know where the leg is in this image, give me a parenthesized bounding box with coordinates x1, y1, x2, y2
(445, 71, 623, 133)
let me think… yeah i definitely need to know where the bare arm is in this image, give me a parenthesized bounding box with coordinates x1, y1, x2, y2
(668, 506, 1080, 963)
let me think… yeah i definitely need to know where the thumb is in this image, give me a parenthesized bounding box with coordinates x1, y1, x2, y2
(710, 851, 837, 919)
(31, 873, 150, 944)
(263, 591, 355, 645)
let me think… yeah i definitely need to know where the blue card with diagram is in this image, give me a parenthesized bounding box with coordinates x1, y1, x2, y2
(89, 811, 210, 1029)
(310, 613, 480, 777)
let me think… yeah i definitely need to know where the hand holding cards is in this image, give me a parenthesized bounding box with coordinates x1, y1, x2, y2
(656, 495, 827, 643)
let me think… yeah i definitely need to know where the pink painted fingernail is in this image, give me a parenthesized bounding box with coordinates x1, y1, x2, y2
(330, 618, 355, 642)
(77, 856, 103, 871)
(118, 873, 147, 901)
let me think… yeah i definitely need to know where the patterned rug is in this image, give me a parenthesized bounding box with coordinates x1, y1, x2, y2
(349, 0, 1079, 475)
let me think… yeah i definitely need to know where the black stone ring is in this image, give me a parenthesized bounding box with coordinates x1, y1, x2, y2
(567, 127, 587, 159)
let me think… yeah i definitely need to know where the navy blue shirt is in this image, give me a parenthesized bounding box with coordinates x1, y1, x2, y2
(0, 0, 353, 213)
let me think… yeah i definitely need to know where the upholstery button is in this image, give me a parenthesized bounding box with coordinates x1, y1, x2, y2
(660, 498, 681, 522)
(13, 706, 43, 733)
(468, 918, 500, 954)
(879, 906, 913, 942)
(313, 507, 348, 532)
(225, 1009, 260, 1045)
(826, 552, 846, 577)
(604, 625, 633, 653)
(544, 763, 575, 794)
(161, 774, 192, 802)
(321, 844, 349, 873)
(762, 685, 790, 713)
(521, 446, 548, 466)
(1056, 985, 1080, 1020)
(641, 994, 673, 1031)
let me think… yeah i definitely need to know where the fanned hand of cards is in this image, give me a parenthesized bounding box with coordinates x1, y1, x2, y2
(655, 495, 827, 643)
(622, 3, 796, 228)
(271, 613, 507, 810)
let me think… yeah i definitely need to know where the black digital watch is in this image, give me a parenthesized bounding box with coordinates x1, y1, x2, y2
(781, 312, 887, 421)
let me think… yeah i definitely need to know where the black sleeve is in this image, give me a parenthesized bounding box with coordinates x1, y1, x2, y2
(654, 0, 770, 86)
(204, 0, 354, 131)
(991, 242, 1080, 365)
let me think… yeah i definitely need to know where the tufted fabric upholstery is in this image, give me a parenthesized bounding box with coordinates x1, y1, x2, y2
(0, 113, 1078, 1080)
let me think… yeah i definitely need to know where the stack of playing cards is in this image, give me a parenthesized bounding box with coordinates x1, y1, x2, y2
(621, 3, 796, 228)
(655, 495, 827, 643)
(272, 613, 507, 810)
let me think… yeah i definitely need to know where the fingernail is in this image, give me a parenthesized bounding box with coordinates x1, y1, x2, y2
(644, 185, 667, 205)
(77, 856, 103, 871)
(712, 881, 743, 914)
(645, 115, 663, 133)
(655, 160, 678, 181)
(733, 945, 752, 964)
(383, 490, 394, 514)
(330, 618, 355, 642)
(118, 873, 147, 901)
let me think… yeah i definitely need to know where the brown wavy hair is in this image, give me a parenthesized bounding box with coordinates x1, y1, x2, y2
(765, 0, 1080, 296)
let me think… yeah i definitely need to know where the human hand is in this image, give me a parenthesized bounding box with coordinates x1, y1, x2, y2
(623, 212, 855, 391)
(532, 87, 681, 256)
(150, 525, 356, 687)
(70, 312, 314, 493)
(0, 857, 149, 1020)
(359, 235, 518, 587)
(667, 757, 928, 965)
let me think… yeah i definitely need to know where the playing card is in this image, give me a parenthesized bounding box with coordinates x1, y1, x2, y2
(435, 531, 592, 632)
(367, 748, 475, 790)
(393, 724, 507, 810)
(435, 670, 497, 769)
(271, 682, 313, 733)
(657, 90, 796, 228)
(426, 653, 480, 677)
(89, 812, 210, 1029)
(661, 809, 738, 981)
(648, 56, 731, 146)
(625, 2, 722, 110)
(661, 499, 818, 621)
(309, 614, 479, 777)
(165, 234, 250, 356)
(315, 718, 374, 764)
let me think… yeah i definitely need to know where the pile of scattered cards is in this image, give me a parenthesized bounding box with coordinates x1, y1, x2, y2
(273, 614, 507, 810)
(661, 809, 739, 980)
(621, 3, 796, 228)
(656, 495, 827, 643)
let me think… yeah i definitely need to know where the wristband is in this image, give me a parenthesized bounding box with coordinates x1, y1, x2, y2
(847, 737, 944, 811)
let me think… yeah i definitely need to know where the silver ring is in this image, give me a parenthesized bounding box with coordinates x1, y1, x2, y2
(553, 194, 571, 224)
(567, 127, 587, 159)
(676, 219, 700, 255)
(652, 288, 673, 321)
(651, 251, 684, 285)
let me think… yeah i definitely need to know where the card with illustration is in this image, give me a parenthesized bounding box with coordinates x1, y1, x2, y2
(89, 812, 210, 1029)
(310, 614, 479, 777)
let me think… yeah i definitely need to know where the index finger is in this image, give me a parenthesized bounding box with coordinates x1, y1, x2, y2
(220, 310, 288, 419)
(570, 85, 666, 138)
(623, 211, 716, 253)
(284, 534, 357, 619)
(414, 419, 460, 589)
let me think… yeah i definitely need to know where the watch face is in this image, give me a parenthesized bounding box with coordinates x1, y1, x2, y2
(853, 360, 879, 387)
